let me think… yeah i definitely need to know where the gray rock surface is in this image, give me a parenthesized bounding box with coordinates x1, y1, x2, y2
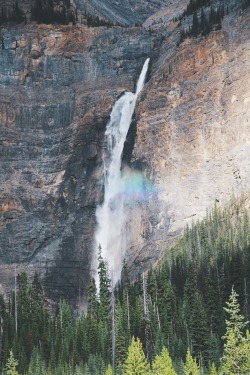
(0, 23, 160, 305)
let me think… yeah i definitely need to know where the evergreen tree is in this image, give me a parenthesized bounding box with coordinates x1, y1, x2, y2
(4, 350, 19, 375)
(221, 287, 250, 374)
(152, 346, 177, 375)
(124, 337, 150, 375)
(190, 293, 209, 362)
(27, 347, 46, 375)
(106, 364, 113, 375)
(184, 349, 200, 375)
(98, 246, 111, 325)
(115, 303, 127, 365)
(87, 277, 98, 319)
(209, 363, 218, 375)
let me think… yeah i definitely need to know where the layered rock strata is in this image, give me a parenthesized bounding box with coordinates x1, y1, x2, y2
(0, 23, 160, 304)
(126, 6, 250, 272)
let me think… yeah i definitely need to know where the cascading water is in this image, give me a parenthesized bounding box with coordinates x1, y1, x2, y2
(93, 58, 150, 287)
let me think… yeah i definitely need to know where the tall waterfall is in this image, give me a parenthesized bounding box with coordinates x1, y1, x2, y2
(94, 58, 150, 287)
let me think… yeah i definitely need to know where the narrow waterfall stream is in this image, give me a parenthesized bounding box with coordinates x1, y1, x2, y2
(93, 58, 150, 287)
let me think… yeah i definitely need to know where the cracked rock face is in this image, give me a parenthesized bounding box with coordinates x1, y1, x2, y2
(125, 6, 250, 273)
(0, 23, 160, 305)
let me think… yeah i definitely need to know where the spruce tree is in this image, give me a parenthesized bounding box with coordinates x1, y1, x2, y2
(209, 363, 218, 375)
(152, 346, 177, 375)
(98, 246, 111, 325)
(106, 364, 113, 375)
(124, 337, 150, 375)
(221, 287, 250, 374)
(184, 349, 200, 375)
(115, 303, 127, 365)
(5, 350, 19, 375)
(87, 277, 98, 319)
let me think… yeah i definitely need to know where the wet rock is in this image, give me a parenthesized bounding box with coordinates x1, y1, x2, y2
(0, 23, 160, 305)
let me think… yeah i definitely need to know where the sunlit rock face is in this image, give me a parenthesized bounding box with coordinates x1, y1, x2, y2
(126, 4, 250, 274)
(0, 0, 250, 304)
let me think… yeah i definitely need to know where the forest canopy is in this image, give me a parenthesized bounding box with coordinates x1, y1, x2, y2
(0, 193, 250, 374)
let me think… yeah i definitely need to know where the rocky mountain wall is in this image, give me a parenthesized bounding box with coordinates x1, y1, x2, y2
(125, 5, 250, 272)
(0, 23, 160, 305)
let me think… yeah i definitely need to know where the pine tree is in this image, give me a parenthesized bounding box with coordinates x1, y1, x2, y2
(27, 347, 46, 375)
(115, 303, 127, 365)
(152, 346, 177, 375)
(221, 287, 250, 374)
(87, 277, 98, 319)
(124, 337, 150, 375)
(106, 364, 113, 375)
(5, 350, 19, 375)
(190, 293, 209, 362)
(98, 246, 111, 325)
(184, 349, 200, 375)
(209, 363, 218, 375)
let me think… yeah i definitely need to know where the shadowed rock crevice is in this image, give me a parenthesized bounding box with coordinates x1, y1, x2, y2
(0, 22, 160, 305)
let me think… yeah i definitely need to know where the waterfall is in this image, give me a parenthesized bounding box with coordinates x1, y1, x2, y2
(93, 58, 150, 287)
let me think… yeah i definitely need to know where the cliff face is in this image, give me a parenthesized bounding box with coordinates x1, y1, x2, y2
(126, 5, 250, 271)
(75, 0, 170, 26)
(0, 0, 250, 303)
(0, 0, 170, 26)
(0, 23, 160, 304)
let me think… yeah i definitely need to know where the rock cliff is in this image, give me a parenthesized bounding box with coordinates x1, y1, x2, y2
(0, 22, 160, 305)
(126, 2, 250, 272)
(0, 0, 249, 304)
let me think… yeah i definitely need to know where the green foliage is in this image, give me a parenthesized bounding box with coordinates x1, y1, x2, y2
(183, 0, 211, 16)
(0, 194, 250, 375)
(124, 337, 150, 375)
(27, 347, 46, 375)
(184, 349, 200, 375)
(185, 5, 224, 41)
(221, 288, 250, 374)
(98, 246, 111, 325)
(152, 346, 177, 374)
(209, 363, 218, 375)
(106, 364, 113, 375)
(177, 0, 226, 45)
(5, 350, 19, 375)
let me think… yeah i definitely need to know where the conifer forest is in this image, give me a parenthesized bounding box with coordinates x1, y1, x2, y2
(1, 194, 250, 374)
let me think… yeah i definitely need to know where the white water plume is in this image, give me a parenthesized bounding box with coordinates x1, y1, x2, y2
(93, 58, 150, 288)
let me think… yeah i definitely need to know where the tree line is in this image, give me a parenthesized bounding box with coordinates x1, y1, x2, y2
(0, 0, 76, 26)
(0, 194, 250, 374)
(0, 1, 25, 25)
(31, 0, 76, 25)
(0, 0, 121, 27)
(175, 0, 227, 45)
(242, 0, 250, 10)
(179, 5, 226, 43)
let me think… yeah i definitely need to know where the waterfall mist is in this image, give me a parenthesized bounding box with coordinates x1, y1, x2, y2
(93, 58, 150, 288)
